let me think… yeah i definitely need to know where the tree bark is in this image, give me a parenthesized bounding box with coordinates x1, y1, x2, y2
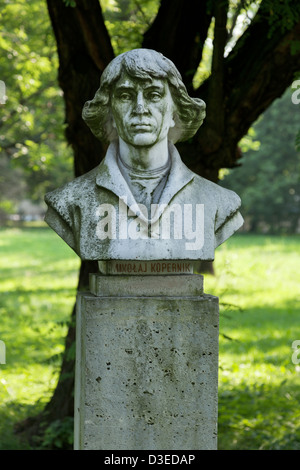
(193, 2, 300, 175)
(42, 260, 98, 420)
(46, 0, 114, 176)
(142, 0, 213, 93)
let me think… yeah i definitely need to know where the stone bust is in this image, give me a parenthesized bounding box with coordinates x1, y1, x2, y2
(44, 48, 243, 261)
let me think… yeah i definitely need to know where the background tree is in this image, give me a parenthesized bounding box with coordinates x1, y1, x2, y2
(221, 89, 300, 233)
(15, 0, 300, 447)
(0, 0, 73, 220)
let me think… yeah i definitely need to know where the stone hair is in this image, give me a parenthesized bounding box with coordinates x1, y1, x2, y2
(82, 49, 206, 143)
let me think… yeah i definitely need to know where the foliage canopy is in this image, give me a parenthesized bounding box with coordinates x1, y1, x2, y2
(0, 0, 73, 219)
(222, 90, 300, 233)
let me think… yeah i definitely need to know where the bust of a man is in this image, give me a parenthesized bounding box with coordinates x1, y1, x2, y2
(44, 49, 243, 261)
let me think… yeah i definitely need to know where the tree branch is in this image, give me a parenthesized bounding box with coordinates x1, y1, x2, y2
(193, 0, 300, 171)
(46, 0, 114, 176)
(227, 0, 244, 43)
(225, 2, 300, 146)
(75, 0, 115, 71)
(142, 0, 213, 90)
(203, 0, 229, 151)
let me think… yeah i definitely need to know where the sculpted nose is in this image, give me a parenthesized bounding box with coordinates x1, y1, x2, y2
(135, 92, 147, 114)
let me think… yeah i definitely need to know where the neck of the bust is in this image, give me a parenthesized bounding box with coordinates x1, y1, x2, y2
(118, 137, 169, 171)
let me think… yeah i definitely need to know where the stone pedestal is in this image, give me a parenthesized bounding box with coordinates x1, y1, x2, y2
(74, 273, 219, 450)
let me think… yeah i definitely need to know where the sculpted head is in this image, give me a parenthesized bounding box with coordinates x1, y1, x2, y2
(82, 49, 206, 144)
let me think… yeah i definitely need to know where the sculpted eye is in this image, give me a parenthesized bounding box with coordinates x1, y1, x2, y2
(119, 92, 132, 101)
(148, 91, 162, 101)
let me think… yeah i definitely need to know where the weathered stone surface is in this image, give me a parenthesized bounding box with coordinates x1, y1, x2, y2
(74, 276, 219, 450)
(44, 49, 243, 262)
(98, 259, 195, 275)
(43, 48, 241, 451)
(89, 273, 203, 297)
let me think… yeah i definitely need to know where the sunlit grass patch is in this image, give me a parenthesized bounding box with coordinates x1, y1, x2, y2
(205, 234, 300, 450)
(0, 226, 79, 449)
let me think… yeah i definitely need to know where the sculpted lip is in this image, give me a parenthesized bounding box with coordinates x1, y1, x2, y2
(131, 123, 152, 130)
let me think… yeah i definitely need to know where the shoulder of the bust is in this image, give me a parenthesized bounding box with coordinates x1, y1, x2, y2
(193, 174, 240, 202)
(44, 165, 100, 205)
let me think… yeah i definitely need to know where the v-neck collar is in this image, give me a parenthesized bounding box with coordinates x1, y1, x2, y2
(96, 141, 195, 224)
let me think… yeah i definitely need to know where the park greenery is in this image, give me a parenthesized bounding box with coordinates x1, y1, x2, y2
(0, 228, 299, 450)
(222, 88, 300, 234)
(0, 0, 300, 450)
(0, 0, 73, 221)
(0, 0, 299, 233)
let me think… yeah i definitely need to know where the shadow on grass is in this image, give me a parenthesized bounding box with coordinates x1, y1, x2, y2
(217, 300, 300, 449)
(0, 286, 78, 298)
(0, 265, 78, 277)
(0, 401, 43, 450)
(218, 378, 300, 450)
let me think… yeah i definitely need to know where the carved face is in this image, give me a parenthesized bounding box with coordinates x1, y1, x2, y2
(110, 72, 175, 147)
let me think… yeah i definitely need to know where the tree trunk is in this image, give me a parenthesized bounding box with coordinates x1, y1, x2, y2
(142, 0, 213, 93)
(45, 0, 114, 177)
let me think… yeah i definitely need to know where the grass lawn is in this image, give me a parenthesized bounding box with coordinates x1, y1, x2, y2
(206, 234, 300, 450)
(0, 226, 299, 449)
(0, 225, 80, 449)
